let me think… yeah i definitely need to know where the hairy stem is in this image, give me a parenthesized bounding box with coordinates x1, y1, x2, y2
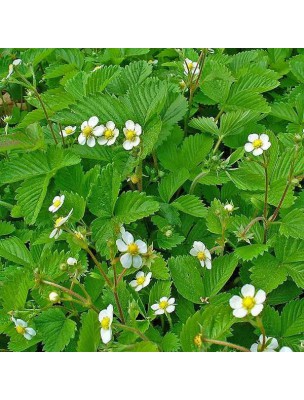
(203, 338, 250, 352)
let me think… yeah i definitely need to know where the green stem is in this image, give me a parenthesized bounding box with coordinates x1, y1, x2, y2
(189, 170, 209, 194)
(203, 338, 250, 352)
(263, 154, 269, 243)
(114, 323, 150, 342)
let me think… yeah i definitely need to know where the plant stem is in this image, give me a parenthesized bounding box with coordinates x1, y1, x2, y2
(112, 263, 125, 324)
(256, 317, 266, 351)
(41, 280, 99, 313)
(85, 247, 112, 287)
(189, 170, 209, 194)
(243, 216, 265, 235)
(184, 49, 207, 135)
(262, 154, 269, 243)
(114, 323, 150, 342)
(203, 338, 250, 352)
(213, 135, 224, 154)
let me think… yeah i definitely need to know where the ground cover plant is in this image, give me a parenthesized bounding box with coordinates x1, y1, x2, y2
(0, 48, 303, 352)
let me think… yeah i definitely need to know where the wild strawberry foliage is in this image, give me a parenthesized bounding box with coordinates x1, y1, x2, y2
(0, 48, 303, 352)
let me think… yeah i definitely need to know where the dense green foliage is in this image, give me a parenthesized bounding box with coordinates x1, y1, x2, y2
(0, 48, 303, 352)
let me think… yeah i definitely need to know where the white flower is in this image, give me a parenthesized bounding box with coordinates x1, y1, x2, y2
(6, 59, 22, 79)
(60, 126, 76, 137)
(49, 209, 73, 239)
(250, 335, 279, 352)
(67, 257, 77, 266)
(48, 195, 65, 213)
(78, 116, 103, 147)
(279, 346, 293, 352)
(224, 203, 234, 212)
(123, 120, 142, 150)
(190, 241, 212, 269)
(97, 121, 119, 146)
(2, 115, 12, 124)
(229, 284, 266, 318)
(130, 271, 152, 292)
(183, 58, 200, 76)
(151, 297, 175, 315)
(244, 133, 271, 156)
(116, 230, 147, 269)
(99, 304, 113, 344)
(49, 292, 60, 303)
(12, 317, 36, 340)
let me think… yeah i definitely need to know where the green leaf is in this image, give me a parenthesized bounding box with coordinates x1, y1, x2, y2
(250, 254, 288, 293)
(168, 255, 204, 303)
(189, 116, 219, 136)
(203, 254, 238, 297)
(86, 65, 121, 95)
(35, 308, 77, 352)
(281, 299, 304, 337)
(0, 221, 15, 236)
(172, 195, 207, 217)
(88, 164, 121, 217)
(121, 341, 158, 352)
(0, 123, 44, 152)
(1, 269, 31, 311)
(16, 174, 51, 225)
(114, 191, 159, 224)
(235, 244, 268, 261)
(158, 168, 189, 203)
(280, 208, 304, 239)
(150, 256, 170, 280)
(77, 310, 100, 352)
(0, 237, 33, 266)
(161, 332, 180, 352)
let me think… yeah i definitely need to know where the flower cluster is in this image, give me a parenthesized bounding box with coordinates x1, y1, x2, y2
(60, 116, 142, 151)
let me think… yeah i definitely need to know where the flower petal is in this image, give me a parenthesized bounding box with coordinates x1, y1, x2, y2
(25, 327, 36, 337)
(260, 134, 269, 142)
(241, 284, 255, 298)
(132, 255, 142, 268)
(261, 141, 271, 150)
(106, 121, 115, 130)
(93, 126, 104, 137)
(248, 133, 259, 142)
(125, 120, 135, 130)
(252, 148, 263, 156)
(78, 133, 86, 145)
(205, 258, 212, 270)
(132, 136, 140, 147)
(134, 123, 142, 135)
(251, 303, 263, 316)
(250, 343, 259, 352)
(123, 140, 134, 150)
(101, 328, 112, 344)
(120, 253, 132, 269)
(136, 239, 147, 254)
(116, 239, 128, 252)
(166, 305, 175, 313)
(254, 289, 266, 304)
(122, 231, 134, 245)
(151, 303, 159, 311)
(244, 142, 254, 152)
(190, 248, 198, 256)
(97, 137, 108, 146)
(168, 298, 175, 305)
(81, 121, 88, 130)
(136, 271, 144, 278)
(155, 309, 165, 315)
(229, 295, 243, 309)
(130, 280, 138, 288)
(88, 116, 99, 128)
(87, 136, 96, 147)
(233, 308, 248, 318)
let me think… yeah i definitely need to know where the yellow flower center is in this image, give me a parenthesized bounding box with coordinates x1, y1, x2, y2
(130, 174, 139, 184)
(159, 300, 168, 310)
(53, 199, 61, 208)
(55, 217, 63, 227)
(104, 129, 114, 139)
(16, 325, 26, 335)
(65, 127, 73, 135)
(136, 276, 145, 285)
(194, 334, 202, 347)
(242, 296, 256, 310)
(125, 130, 136, 141)
(197, 251, 206, 261)
(128, 243, 139, 255)
(188, 62, 193, 70)
(82, 126, 93, 137)
(100, 316, 110, 330)
(252, 139, 263, 149)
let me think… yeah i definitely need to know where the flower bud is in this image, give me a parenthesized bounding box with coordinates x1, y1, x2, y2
(224, 203, 234, 213)
(165, 229, 173, 237)
(130, 174, 139, 184)
(194, 334, 203, 348)
(49, 292, 60, 303)
(60, 263, 67, 271)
